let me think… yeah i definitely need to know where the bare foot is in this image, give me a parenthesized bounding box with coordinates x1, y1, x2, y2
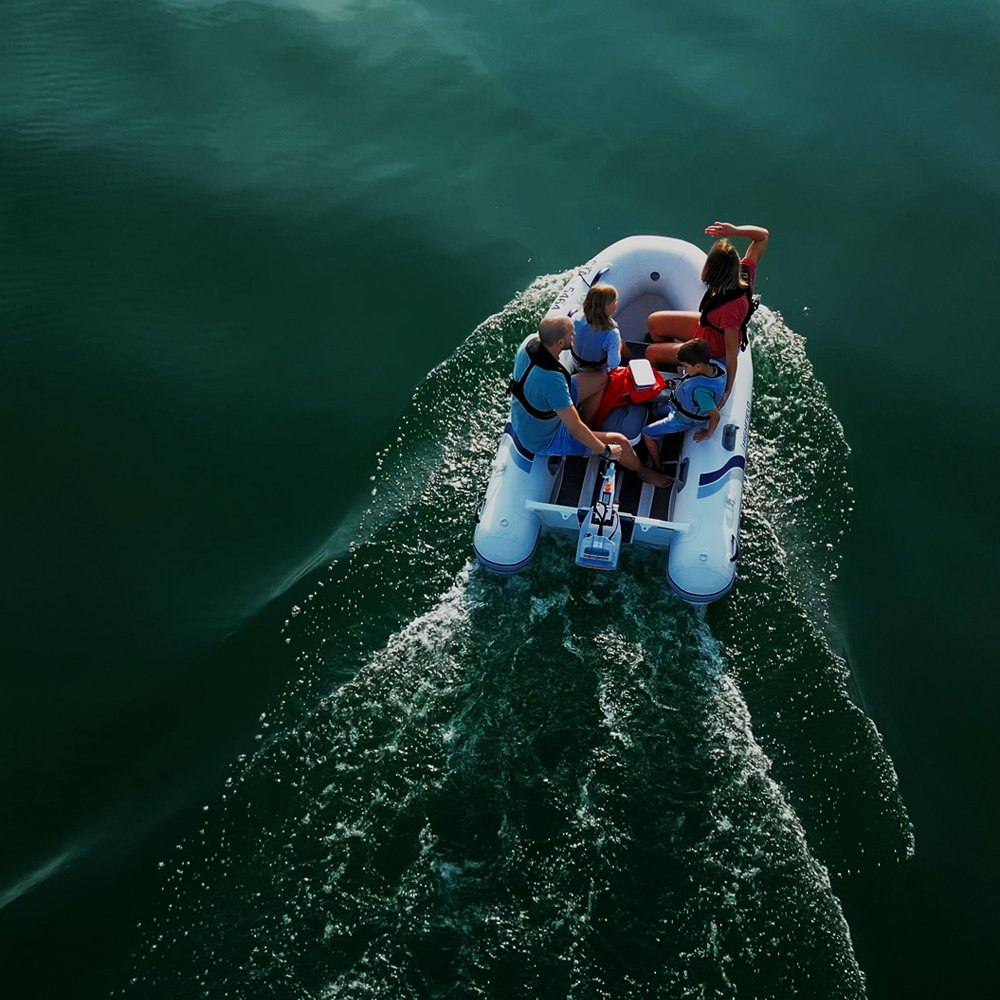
(636, 466, 674, 489)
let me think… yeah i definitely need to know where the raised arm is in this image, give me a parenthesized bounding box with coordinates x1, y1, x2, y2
(705, 221, 769, 263)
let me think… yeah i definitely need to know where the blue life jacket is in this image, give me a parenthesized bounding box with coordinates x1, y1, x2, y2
(569, 313, 612, 369)
(670, 364, 726, 421)
(507, 336, 572, 421)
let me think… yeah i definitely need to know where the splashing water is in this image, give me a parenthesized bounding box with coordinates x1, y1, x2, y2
(122, 276, 911, 999)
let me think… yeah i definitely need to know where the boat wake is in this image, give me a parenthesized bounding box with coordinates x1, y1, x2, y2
(123, 276, 912, 998)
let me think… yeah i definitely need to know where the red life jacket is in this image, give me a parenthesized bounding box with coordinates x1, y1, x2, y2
(591, 365, 666, 430)
(698, 264, 759, 351)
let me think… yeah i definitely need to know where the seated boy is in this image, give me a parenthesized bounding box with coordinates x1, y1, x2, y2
(642, 339, 727, 471)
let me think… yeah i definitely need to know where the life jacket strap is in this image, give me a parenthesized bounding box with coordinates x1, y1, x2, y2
(571, 347, 607, 370)
(699, 286, 748, 334)
(507, 337, 573, 421)
(668, 392, 710, 422)
(699, 263, 759, 350)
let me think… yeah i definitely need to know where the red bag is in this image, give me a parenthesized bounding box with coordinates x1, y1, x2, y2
(591, 365, 666, 430)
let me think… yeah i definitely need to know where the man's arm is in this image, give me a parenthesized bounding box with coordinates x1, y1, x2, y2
(556, 405, 622, 459)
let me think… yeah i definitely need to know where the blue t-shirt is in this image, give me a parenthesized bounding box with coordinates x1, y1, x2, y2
(690, 386, 719, 411)
(571, 314, 621, 371)
(509, 338, 574, 453)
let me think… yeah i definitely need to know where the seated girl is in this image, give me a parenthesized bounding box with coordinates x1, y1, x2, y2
(570, 283, 624, 426)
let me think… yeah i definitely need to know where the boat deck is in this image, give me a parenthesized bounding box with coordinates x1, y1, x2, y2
(553, 431, 679, 520)
(553, 338, 683, 522)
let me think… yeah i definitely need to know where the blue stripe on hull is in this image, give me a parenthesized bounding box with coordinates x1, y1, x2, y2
(698, 455, 745, 486)
(697, 469, 744, 499)
(696, 454, 746, 499)
(503, 422, 536, 475)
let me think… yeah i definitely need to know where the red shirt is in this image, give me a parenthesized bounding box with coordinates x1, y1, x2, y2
(696, 258, 756, 359)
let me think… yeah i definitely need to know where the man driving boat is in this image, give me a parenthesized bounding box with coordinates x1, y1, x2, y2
(507, 316, 672, 488)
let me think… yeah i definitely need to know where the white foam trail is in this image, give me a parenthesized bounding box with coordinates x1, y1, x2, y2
(0, 849, 75, 912)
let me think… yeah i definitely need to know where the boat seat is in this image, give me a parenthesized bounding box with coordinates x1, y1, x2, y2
(598, 400, 648, 444)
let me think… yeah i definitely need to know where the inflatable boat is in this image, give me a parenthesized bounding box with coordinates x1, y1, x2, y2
(473, 235, 753, 603)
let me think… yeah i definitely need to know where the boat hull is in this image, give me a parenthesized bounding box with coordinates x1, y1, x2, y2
(474, 235, 753, 603)
(473, 423, 560, 574)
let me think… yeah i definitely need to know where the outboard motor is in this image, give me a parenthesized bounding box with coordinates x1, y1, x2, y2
(575, 461, 622, 571)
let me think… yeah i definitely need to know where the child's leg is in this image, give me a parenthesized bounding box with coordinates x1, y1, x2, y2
(642, 411, 693, 439)
(649, 398, 678, 421)
(643, 434, 662, 471)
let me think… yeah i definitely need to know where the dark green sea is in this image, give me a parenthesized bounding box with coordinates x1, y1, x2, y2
(1, 1, 997, 997)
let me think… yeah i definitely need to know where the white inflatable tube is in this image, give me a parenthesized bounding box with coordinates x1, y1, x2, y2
(473, 417, 560, 573)
(665, 347, 752, 603)
(474, 235, 753, 603)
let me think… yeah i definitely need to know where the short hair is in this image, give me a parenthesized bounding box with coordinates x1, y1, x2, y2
(582, 284, 618, 332)
(538, 316, 572, 347)
(701, 239, 744, 293)
(676, 339, 711, 365)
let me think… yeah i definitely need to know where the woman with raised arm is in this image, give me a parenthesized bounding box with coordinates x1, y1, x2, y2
(646, 222, 768, 405)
